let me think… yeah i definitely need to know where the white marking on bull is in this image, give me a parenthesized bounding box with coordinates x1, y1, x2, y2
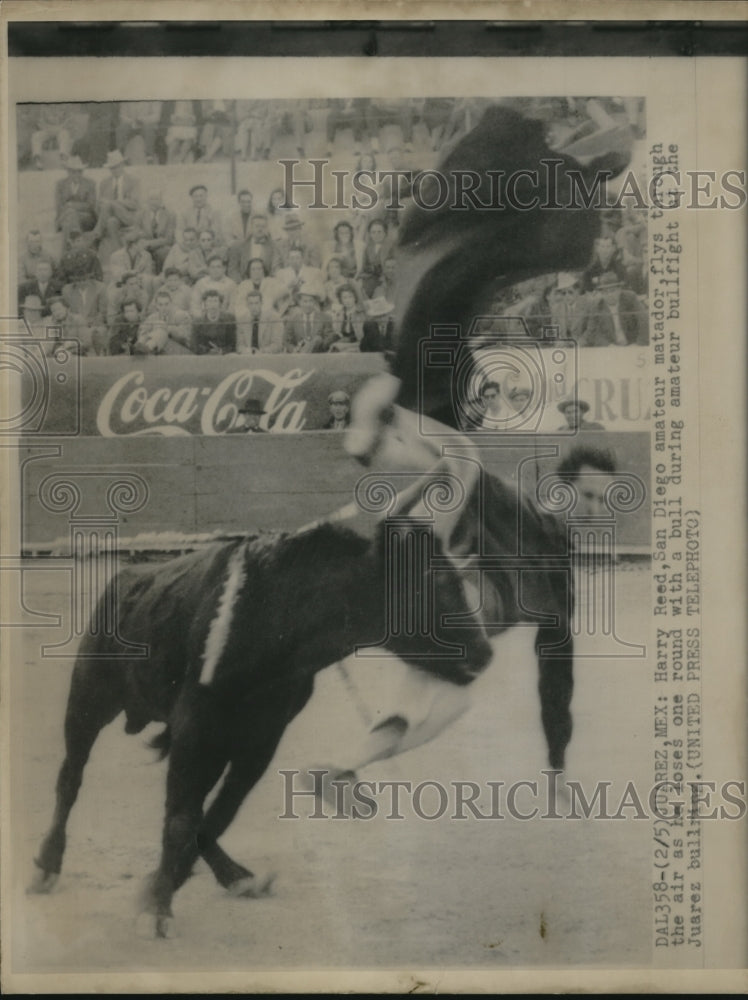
(199, 544, 247, 686)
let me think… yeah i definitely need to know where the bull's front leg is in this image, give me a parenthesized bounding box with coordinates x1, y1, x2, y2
(138, 701, 229, 939)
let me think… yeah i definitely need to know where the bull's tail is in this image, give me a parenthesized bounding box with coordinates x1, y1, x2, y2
(148, 725, 172, 760)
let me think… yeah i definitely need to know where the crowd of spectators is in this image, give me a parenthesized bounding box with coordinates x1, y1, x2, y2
(18, 97, 649, 356)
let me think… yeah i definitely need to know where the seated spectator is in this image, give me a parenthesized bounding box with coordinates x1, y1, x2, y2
(31, 105, 74, 168)
(266, 187, 290, 242)
(358, 219, 393, 298)
(156, 267, 193, 312)
(525, 272, 616, 346)
(162, 228, 205, 284)
(140, 288, 193, 352)
(615, 207, 648, 295)
(19, 230, 56, 284)
(19, 258, 59, 315)
(227, 214, 278, 283)
(326, 220, 362, 278)
(235, 101, 273, 162)
(61, 264, 108, 354)
(91, 150, 141, 244)
(47, 295, 92, 355)
(274, 215, 322, 270)
(583, 235, 628, 292)
(195, 229, 228, 276)
(136, 190, 176, 272)
(106, 271, 150, 326)
(178, 183, 223, 244)
(595, 271, 648, 345)
(477, 380, 512, 429)
(284, 288, 334, 353)
(372, 255, 398, 307)
(198, 100, 234, 163)
(109, 229, 155, 285)
(275, 247, 324, 305)
(324, 256, 359, 308)
(360, 296, 396, 352)
(323, 390, 352, 429)
(54, 157, 97, 244)
(225, 189, 254, 245)
(236, 290, 285, 354)
(190, 256, 236, 318)
(329, 283, 366, 351)
(557, 398, 605, 432)
(109, 299, 144, 355)
(165, 100, 199, 164)
(21, 295, 47, 343)
(232, 258, 289, 316)
(193, 290, 237, 355)
(55, 228, 103, 287)
(115, 101, 162, 162)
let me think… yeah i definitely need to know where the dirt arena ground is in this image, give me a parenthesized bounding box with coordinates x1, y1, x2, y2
(9, 557, 653, 974)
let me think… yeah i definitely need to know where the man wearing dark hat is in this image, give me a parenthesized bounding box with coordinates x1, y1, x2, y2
(557, 398, 605, 432)
(237, 397, 266, 433)
(324, 390, 351, 430)
(274, 214, 322, 270)
(178, 184, 223, 245)
(54, 156, 97, 244)
(594, 270, 648, 346)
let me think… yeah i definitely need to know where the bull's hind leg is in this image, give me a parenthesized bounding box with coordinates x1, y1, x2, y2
(199, 678, 315, 897)
(535, 627, 574, 771)
(30, 662, 125, 892)
(138, 698, 230, 938)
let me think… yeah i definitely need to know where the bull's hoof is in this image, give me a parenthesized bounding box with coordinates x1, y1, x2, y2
(226, 870, 277, 899)
(28, 864, 59, 894)
(135, 911, 177, 939)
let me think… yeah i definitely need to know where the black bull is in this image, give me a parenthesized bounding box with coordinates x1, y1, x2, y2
(31, 474, 573, 936)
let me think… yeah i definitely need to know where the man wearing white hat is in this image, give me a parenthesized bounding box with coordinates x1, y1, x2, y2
(360, 296, 396, 352)
(91, 150, 141, 243)
(284, 285, 334, 353)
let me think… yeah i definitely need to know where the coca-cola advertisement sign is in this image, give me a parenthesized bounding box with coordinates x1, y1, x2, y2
(24, 355, 385, 438)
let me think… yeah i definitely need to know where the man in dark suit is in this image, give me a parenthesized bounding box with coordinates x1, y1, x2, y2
(226, 214, 278, 282)
(136, 191, 176, 272)
(284, 289, 334, 353)
(595, 270, 648, 345)
(192, 289, 237, 355)
(18, 258, 59, 315)
(54, 157, 97, 244)
(361, 296, 396, 352)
